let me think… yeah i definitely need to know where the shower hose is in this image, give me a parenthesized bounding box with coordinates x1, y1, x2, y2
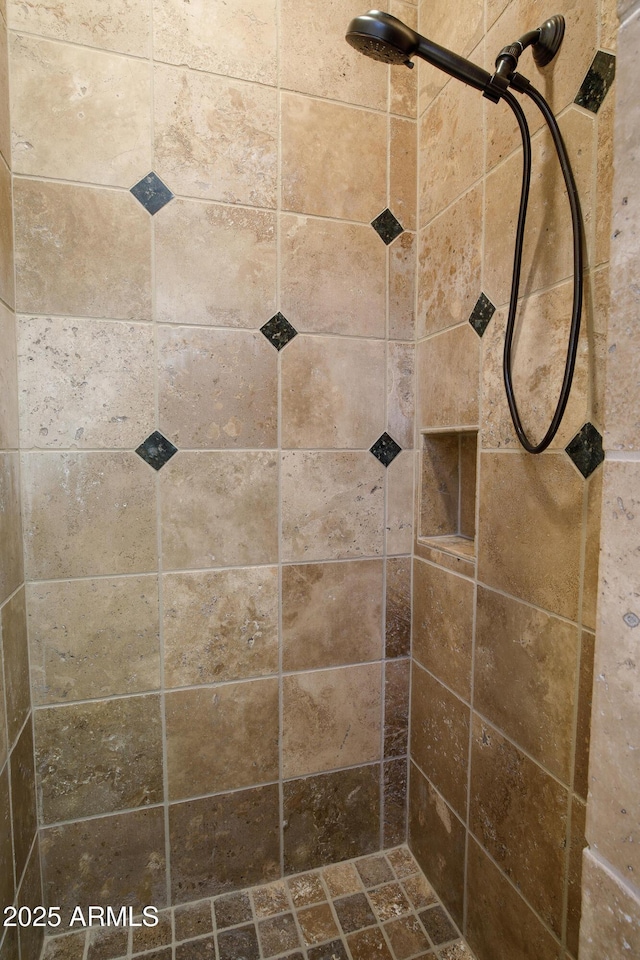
(498, 85, 584, 454)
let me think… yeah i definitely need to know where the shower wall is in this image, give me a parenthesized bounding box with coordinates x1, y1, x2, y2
(5, 0, 416, 922)
(409, 0, 614, 957)
(578, 0, 640, 953)
(0, 3, 43, 959)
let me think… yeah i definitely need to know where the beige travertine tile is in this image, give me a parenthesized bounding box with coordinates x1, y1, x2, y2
(390, 0, 418, 118)
(9, 719, 36, 884)
(481, 281, 589, 451)
(279, 214, 386, 338)
(14, 180, 151, 319)
(470, 716, 569, 936)
(485, 108, 594, 308)
(417, 324, 480, 428)
(166, 679, 279, 799)
(0, 19, 9, 167)
(390, 117, 417, 232)
(1, 587, 29, 748)
(281, 93, 386, 222)
(153, 0, 276, 85)
(154, 64, 277, 207)
(10, 35, 151, 186)
(0, 302, 18, 449)
(18, 839, 44, 960)
(281, 335, 385, 449)
(163, 566, 278, 687)
(411, 663, 469, 817)
(281, 451, 385, 562)
(35, 694, 163, 823)
(459, 433, 477, 537)
(389, 231, 416, 341)
(21, 452, 157, 580)
(574, 629, 595, 801)
(7, 0, 151, 57)
(419, 79, 483, 226)
(412, 559, 473, 701)
(0, 452, 23, 605)
(417, 184, 482, 338)
(475, 586, 580, 782)
(587, 268, 609, 433)
(388, 342, 414, 451)
(417, 0, 484, 114)
(583, 466, 603, 631)
(386, 449, 414, 556)
(282, 664, 382, 778)
(566, 796, 586, 957)
(595, 89, 615, 267)
(18, 316, 154, 449)
(408, 765, 465, 926)
(41, 808, 167, 913)
(419, 432, 460, 538)
(0, 767, 13, 913)
(170, 785, 279, 901)
(27, 576, 160, 705)
(477, 452, 584, 620)
(466, 836, 563, 960)
(384, 658, 410, 757)
(280, 0, 387, 110)
(298, 903, 340, 946)
(282, 560, 383, 671)
(158, 326, 277, 450)
(160, 451, 278, 570)
(388, 787, 412, 851)
(607, 27, 640, 451)
(579, 849, 640, 960)
(0, 156, 13, 310)
(0, 649, 6, 770)
(386, 556, 411, 658)
(155, 199, 276, 328)
(586, 461, 640, 879)
(322, 861, 363, 898)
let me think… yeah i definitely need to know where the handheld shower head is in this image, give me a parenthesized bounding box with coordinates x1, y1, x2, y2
(346, 10, 493, 92)
(345, 10, 420, 66)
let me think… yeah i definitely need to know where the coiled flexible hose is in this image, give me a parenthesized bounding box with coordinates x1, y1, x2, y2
(500, 86, 584, 454)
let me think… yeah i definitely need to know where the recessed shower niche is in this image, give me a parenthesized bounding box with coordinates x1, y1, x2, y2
(418, 429, 478, 561)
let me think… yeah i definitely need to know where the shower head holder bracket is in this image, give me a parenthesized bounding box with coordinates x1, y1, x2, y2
(532, 15, 565, 67)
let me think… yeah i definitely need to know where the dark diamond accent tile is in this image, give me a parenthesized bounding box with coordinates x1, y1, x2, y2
(130, 172, 174, 215)
(565, 422, 605, 478)
(260, 312, 298, 351)
(468, 292, 496, 338)
(574, 51, 616, 113)
(135, 431, 178, 471)
(370, 433, 402, 467)
(371, 209, 404, 245)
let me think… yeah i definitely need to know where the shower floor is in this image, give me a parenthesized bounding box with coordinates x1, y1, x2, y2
(40, 846, 477, 960)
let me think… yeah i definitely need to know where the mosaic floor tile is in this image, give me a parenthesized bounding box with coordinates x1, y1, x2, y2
(40, 845, 478, 960)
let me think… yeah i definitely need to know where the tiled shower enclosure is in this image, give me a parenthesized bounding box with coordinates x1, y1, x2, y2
(1, 0, 638, 958)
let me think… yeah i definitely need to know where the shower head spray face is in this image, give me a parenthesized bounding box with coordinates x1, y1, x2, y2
(345, 11, 419, 66)
(346, 9, 493, 92)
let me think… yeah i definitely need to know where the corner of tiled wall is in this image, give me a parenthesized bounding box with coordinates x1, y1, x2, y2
(0, 0, 43, 957)
(3, 0, 418, 931)
(578, 0, 640, 953)
(409, 0, 618, 955)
